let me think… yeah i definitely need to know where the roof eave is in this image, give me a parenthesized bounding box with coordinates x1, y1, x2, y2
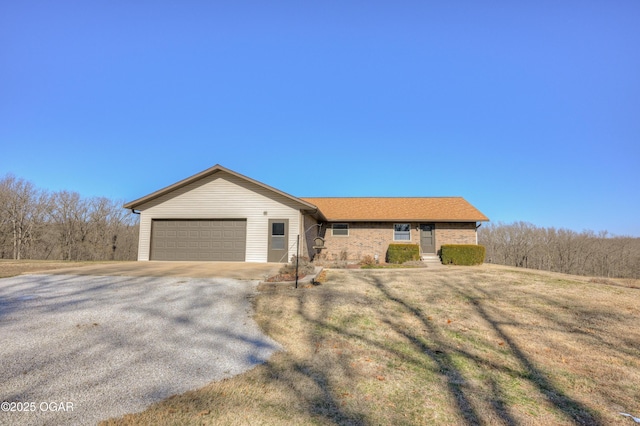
(123, 165, 221, 209)
(322, 218, 490, 222)
(123, 164, 318, 211)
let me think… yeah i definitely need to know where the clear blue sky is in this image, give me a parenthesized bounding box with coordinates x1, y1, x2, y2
(2, 1, 639, 236)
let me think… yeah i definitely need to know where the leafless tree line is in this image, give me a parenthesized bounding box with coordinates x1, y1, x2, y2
(0, 174, 139, 261)
(478, 221, 640, 279)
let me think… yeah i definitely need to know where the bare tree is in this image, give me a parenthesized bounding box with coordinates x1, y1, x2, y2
(0, 174, 49, 260)
(0, 174, 139, 261)
(85, 197, 139, 260)
(479, 222, 640, 279)
(49, 191, 91, 260)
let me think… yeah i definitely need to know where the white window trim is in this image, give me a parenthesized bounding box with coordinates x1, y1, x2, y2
(332, 223, 349, 237)
(393, 223, 411, 241)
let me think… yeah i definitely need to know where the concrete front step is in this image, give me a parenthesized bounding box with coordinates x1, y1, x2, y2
(421, 254, 440, 261)
(421, 254, 444, 268)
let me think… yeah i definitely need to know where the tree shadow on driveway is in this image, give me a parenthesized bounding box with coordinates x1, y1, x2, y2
(0, 274, 280, 426)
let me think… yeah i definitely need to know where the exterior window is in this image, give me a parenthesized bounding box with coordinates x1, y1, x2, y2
(332, 223, 349, 236)
(394, 223, 411, 241)
(271, 222, 285, 249)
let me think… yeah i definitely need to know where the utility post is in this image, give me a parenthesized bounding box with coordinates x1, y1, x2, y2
(295, 235, 300, 288)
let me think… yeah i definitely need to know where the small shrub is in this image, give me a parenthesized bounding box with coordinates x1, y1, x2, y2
(360, 255, 376, 267)
(339, 249, 349, 261)
(279, 256, 315, 275)
(331, 261, 349, 269)
(441, 245, 485, 265)
(386, 244, 420, 264)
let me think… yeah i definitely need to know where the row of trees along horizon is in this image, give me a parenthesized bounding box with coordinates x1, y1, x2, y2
(0, 174, 139, 261)
(2, 173, 639, 279)
(478, 222, 640, 279)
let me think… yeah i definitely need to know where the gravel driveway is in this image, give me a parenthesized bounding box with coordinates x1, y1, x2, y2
(0, 274, 281, 426)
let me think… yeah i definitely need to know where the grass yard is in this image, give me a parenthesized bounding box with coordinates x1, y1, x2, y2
(99, 265, 640, 425)
(0, 259, 119, 278)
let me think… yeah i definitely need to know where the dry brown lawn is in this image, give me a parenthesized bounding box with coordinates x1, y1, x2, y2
(102, 265, 640, 425)
(6, 261, 638, 425)
(0, 259, 123, 278)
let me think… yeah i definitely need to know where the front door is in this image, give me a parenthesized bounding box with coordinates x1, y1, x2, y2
(420, 223, 435, 254)
(268, 219, 289, 262)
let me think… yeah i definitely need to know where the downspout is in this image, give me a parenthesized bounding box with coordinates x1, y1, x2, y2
(129, 209, 141, 261)
(475, 223, 482, 244)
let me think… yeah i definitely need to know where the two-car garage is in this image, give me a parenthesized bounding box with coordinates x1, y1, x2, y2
(150, 219, 247, 261)
(124, 165, 318, 262)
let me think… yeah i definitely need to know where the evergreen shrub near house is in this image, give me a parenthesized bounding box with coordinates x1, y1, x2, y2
(441, 244, 486, 265)
(387, 244, 421, 264)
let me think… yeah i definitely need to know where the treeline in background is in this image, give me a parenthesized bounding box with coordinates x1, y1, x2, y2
(479, 222, 640, 279)
(0, 174, 139, 261)
(3, 172, 639, 278)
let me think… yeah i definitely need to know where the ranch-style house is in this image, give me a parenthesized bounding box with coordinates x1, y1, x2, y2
(124, 165, 489, 263)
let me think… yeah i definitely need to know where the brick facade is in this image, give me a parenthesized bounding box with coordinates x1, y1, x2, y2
(316, 222, 478, 262)
(434, 222, 477, 253)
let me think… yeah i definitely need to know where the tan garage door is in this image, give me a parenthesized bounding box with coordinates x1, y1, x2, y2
(150, 220, 246, 261)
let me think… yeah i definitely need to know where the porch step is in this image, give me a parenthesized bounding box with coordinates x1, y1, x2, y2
(421, 254, 439, 261)
(421, 254, 444, 269)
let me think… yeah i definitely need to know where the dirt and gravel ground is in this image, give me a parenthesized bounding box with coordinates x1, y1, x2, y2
(0, 273, 282, 426)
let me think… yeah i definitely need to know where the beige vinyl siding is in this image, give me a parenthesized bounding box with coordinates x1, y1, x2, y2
(136, 171, 302, 262)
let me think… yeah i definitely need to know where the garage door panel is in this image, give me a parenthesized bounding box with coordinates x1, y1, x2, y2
(151, 220, 246, 261)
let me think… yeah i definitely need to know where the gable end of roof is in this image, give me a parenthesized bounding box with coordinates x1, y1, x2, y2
(123, 164, 317, 211)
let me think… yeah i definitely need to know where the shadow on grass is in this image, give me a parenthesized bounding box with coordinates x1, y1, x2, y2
(256, 273, 481, 425)
(369, 275, 490, 425)
(449, 282, 604, 425)
(274, 268, 605, 425)
(289, 360, 367, 425)
(256, 272, 505, 425)
(367, 271, 602, 425)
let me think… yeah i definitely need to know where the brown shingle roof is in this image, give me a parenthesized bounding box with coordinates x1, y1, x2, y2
(301, 197, 489, 222)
